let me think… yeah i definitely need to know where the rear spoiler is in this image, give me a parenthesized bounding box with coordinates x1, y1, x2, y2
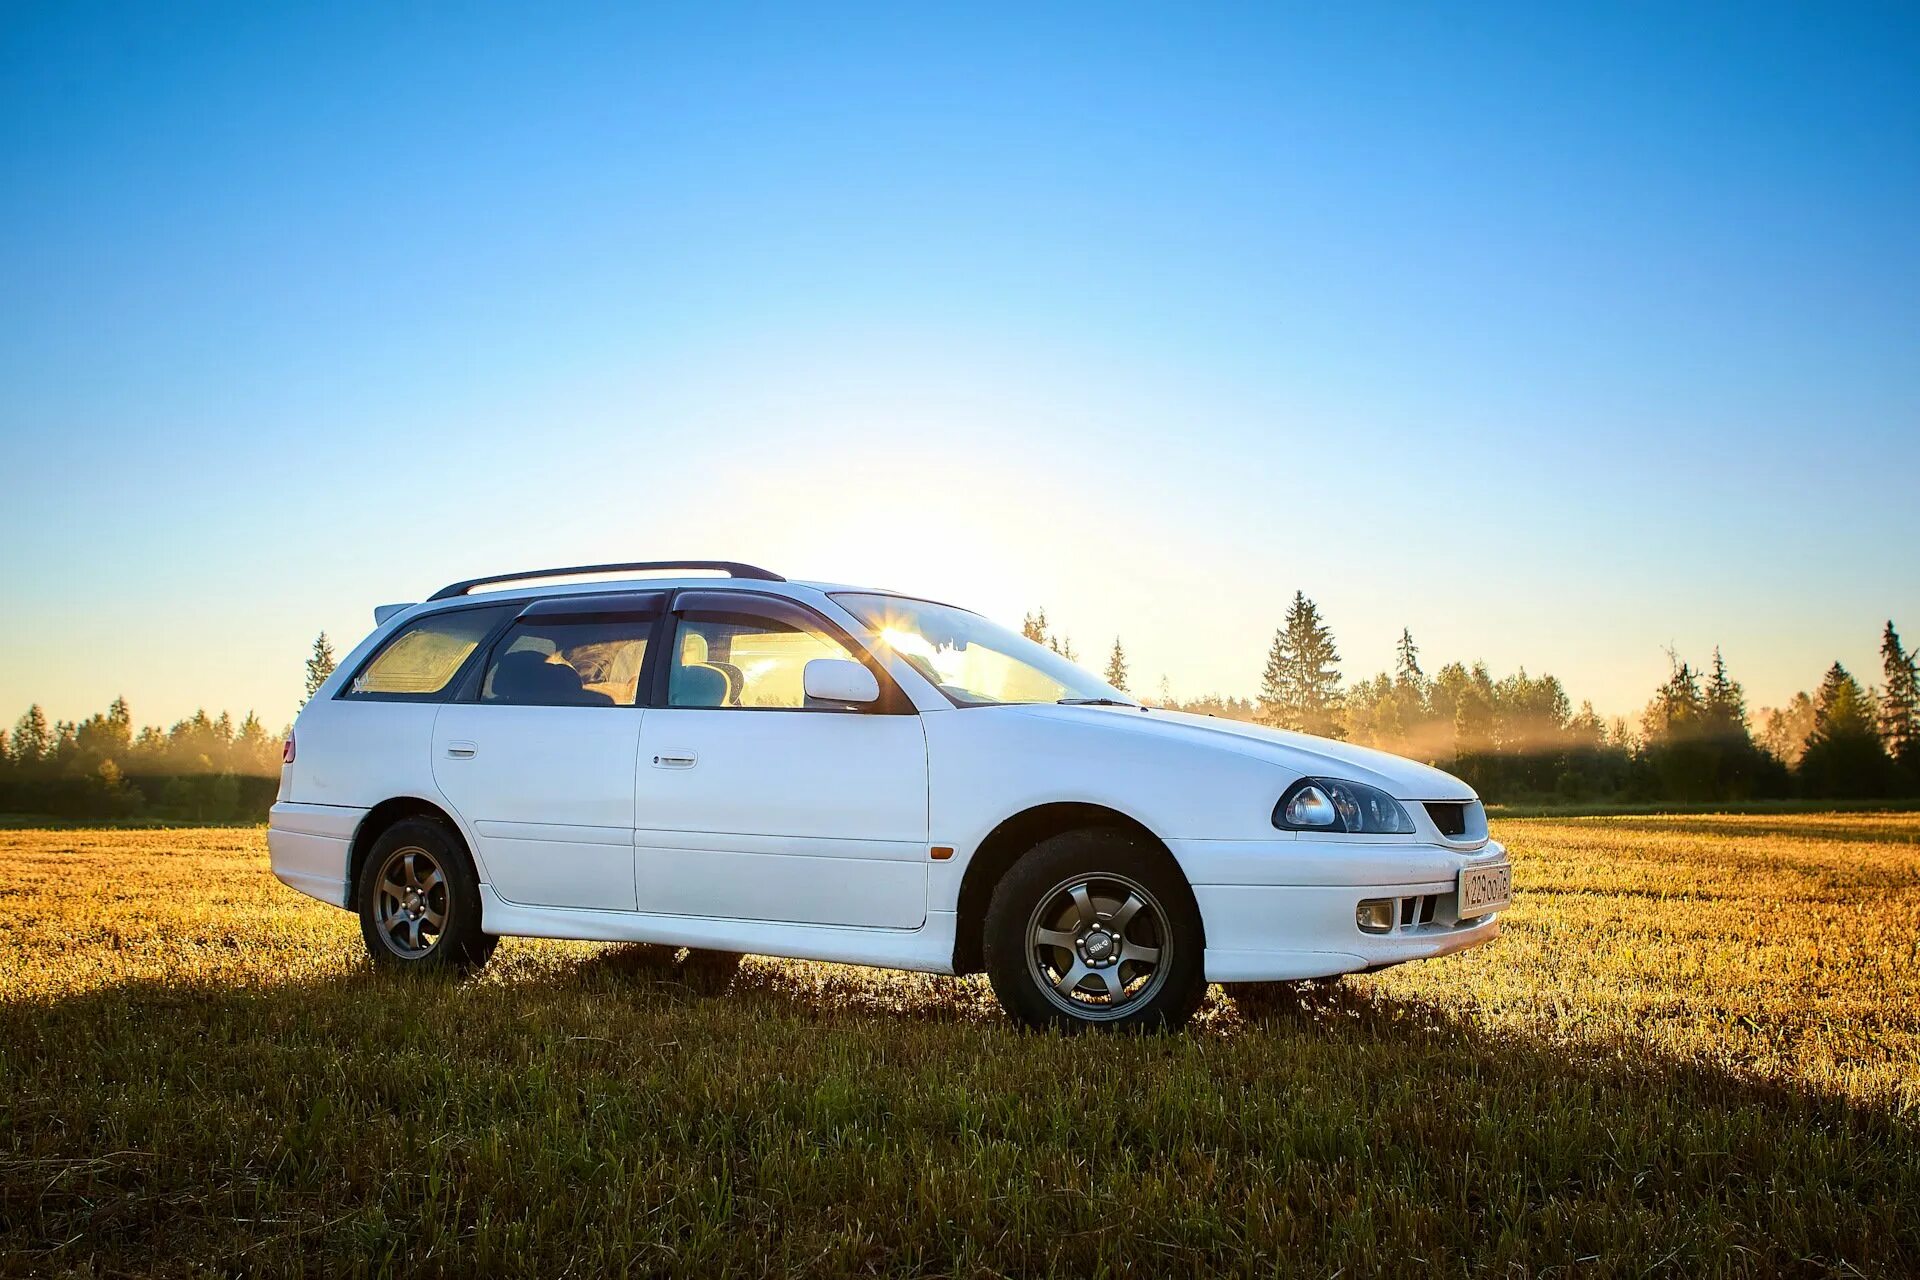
(373, 603, 416, 626)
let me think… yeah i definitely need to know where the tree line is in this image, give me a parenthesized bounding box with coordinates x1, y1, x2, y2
(5, 610, 1918, 821)
(1050, 595, 1920, 803)
(0, 634, 340, 821)
(0, 700, 288, 820)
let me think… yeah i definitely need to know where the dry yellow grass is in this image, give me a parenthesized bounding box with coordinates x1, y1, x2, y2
(3, 814, 1916, 1276)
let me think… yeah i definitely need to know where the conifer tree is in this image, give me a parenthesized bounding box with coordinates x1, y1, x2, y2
(1811, 662, 1877, 741)
(1389, 628, 1432, 752)
(236, 712, 278, 774)
(1394, 628, 1423, 687)
(1798, 661, 1893, 797)
(1702, 648, 1747, 735)
(1104, 638, 1129, 692)
(1257, 592, 1345, 738)
(303, 633, 337, 707)
(1021, 610, 1049, 646)
(10, 705, 49, 771)
(1642, 655, 1704, 746)
(1880, 621, 1919, 768)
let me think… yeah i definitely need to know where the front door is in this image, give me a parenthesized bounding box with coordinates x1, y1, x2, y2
(633, 591, 929, 929)
(431, 594, 661, 911)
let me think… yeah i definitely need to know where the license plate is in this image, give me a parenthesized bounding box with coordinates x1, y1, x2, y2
(1459, 862, 1512, 915)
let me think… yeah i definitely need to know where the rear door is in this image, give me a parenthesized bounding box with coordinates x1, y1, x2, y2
(632, 591, 929, 929)
(432, 592, 663, 911)
(303, 603, 518, 808)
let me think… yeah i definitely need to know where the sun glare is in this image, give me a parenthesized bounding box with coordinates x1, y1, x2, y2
(879, 624, 937, 661)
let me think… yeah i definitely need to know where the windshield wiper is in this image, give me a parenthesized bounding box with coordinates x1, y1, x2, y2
(1057, 697, 1141, 708)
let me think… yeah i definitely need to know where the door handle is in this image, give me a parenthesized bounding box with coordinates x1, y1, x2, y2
(651, 752, 697, 769)
(446, 741, 478, 759)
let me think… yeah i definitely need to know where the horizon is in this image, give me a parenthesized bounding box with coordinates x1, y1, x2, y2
(0, 565, 1908, 735)
(4, 5, 1917, 728)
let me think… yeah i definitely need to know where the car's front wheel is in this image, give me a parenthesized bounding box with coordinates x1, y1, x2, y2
(983, 828, 1206, 1033)
(356, 817, 497, 975)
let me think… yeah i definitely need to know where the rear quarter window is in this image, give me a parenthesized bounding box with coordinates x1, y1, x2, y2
(345, 606, 515, 699)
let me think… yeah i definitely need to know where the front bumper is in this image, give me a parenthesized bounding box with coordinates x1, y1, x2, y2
(1168, 836, 1510, 983)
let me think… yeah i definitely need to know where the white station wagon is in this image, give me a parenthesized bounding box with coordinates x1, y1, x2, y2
(270, 561, 1511, 1031)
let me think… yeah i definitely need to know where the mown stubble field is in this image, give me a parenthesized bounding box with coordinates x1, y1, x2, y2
(2, 814, 1917, 1277)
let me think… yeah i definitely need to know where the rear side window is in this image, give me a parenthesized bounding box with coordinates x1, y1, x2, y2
(481, 617, 652, 707)
(347, 607, 514, 699)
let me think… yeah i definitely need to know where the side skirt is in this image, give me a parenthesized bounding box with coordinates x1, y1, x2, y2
(477, 888, 959, 975)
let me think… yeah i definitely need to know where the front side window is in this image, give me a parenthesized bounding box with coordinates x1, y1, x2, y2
(833, 593, 1125, 707)
(348, 606, 515, 698)
(481, 617, 652, 707)
(668, 608, 862, 709)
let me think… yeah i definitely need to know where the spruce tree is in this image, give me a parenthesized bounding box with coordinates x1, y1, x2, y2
(1642, 656, 1704, 746)
(1390, 628, 1432, 754)
(107, 696, 132, 743)
(1811, 663, 1877, 741)
(1104, 638, 1129, 692)
(1258, 631, 1286, 724)
(1021, 610, 1049, 646)
(10, 706, 49, 771)
(1799, 662, 1893, 798)
(1702, 648, 1746, 734)
(236, 712, 277, 774)
(1394, 628, 1423, 686)
(1879, 621, 1919, 769)
(303, 633, 337, 707)
(1256, 592, 1345, 738)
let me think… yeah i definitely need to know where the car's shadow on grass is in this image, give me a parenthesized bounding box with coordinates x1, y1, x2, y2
(6, 950, 1918, 1275)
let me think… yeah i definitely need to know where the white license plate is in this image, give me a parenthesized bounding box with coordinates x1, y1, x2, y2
(1459, 863, 1512, 915)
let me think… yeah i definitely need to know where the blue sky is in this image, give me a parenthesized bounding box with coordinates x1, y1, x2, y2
(2, 2, 1916, 729)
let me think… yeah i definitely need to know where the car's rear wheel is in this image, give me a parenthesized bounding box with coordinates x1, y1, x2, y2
(356, 817, 497, 974)
(983, 828, 1206, 1033)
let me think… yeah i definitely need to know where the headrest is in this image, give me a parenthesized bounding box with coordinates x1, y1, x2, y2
(670, 663, 728, 708)
(490, 650, 612, 706)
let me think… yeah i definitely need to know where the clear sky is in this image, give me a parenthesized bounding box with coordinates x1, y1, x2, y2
(3, 2, 1916, 732)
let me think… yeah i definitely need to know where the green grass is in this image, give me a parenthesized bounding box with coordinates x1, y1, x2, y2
(3, 816, 1917, 1276)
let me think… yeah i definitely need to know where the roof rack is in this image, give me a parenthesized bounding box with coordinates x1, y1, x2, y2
(427, 560, 785, 601)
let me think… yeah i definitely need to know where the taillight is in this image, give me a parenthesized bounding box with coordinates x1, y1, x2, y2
(282, 731, 296, 765)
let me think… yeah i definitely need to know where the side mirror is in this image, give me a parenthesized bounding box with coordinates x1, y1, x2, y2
(804, 658, 880, 707)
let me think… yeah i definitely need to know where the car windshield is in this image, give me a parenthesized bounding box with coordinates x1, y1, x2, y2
(832, 593, 1130, 707)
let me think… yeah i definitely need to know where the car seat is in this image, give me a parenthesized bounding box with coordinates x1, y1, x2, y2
(670, 631, 739, 707)
(488, 650, 615, 707)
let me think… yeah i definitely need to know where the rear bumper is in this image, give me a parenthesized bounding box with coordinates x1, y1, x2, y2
(266, 801, 362, 909)
(1168, 836, 1510, 983)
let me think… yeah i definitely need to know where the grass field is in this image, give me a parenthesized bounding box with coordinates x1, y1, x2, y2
(3, 815, 1917, 1277)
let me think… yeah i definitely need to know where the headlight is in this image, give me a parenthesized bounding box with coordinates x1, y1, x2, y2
(1274, 777, 1414, 834)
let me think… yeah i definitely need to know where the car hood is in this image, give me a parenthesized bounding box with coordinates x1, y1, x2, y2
(1009, 704, 1478, 801)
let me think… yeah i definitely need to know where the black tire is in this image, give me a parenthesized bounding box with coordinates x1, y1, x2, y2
(983, 828, 1206, 1033)
(356, 817, 497, 975)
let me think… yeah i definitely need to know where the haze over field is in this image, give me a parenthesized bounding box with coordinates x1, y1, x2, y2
(2, 5, 1916, 726)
